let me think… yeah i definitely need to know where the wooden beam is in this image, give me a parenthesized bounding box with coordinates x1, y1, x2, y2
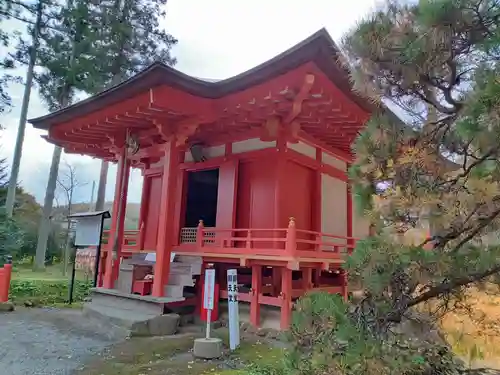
(283, 74, 315, 124)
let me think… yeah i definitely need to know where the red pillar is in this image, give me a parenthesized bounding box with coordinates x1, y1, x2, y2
(152, 140, 180, 297)
(113, 162, 130, 281)
(104, 148, 129, 289)
(301, 268, 313, 291)
(280, 267, 293, 330)
(250, 265, 262, 327)
(138, 164, 151, 250)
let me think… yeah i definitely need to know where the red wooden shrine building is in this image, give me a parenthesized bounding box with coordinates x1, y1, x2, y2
(30, 29, 374, 329)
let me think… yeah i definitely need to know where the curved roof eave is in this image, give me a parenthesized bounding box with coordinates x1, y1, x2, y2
(30, 28, 377, 130)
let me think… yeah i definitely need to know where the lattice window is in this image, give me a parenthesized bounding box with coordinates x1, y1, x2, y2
(204, 231, 216, 245)
(180, 227, 197, 243)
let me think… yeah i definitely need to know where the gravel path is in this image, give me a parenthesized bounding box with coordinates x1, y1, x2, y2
(0, 308, 125, 375)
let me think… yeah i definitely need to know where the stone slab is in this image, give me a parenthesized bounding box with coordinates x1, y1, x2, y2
(0, 302, 14, 312)
(193, 338, 223, 359)
(83, 303, 180, 337)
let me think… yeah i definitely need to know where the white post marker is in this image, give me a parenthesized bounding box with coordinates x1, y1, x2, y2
(227, 269, 240, 350)
(203, 269, 216, 339)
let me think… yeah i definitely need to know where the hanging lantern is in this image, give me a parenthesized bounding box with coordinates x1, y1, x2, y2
(189, 142, 207, 163)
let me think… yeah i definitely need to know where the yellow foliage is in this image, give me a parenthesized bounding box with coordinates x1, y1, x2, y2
(438, 285, 500, 368)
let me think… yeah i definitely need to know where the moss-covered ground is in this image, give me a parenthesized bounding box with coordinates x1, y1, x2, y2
(74, 328, 286, 375)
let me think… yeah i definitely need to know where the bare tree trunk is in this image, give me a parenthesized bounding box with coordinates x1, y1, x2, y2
(34, 145, 63, 270)
(95, 160, 108, 210)
(5, 2, 43, 217)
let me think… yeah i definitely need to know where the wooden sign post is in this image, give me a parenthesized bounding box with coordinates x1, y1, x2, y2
(227, 269, 240, 350)
(203, 269, 216, 339)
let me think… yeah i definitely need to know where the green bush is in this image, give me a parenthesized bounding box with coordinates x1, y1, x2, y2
(9, 279, 92, 306)
(281, 292, 465, 375)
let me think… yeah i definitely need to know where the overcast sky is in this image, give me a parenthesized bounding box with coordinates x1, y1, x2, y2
(0, 0, 379, 205)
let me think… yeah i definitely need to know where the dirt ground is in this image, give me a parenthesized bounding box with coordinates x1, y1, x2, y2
(5, 291, 500, 375)
(0, 307, 284, 375)
(0, 307, 125, 375)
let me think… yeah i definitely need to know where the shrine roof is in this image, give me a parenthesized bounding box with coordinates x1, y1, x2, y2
(30, 28, 376, 130)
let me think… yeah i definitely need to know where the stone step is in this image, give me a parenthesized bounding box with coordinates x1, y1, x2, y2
(83, 303, 180, 337)
(168, 273, 195, 287)
(90, 289, 165, 315)
(164, 284, 185, 298)
(176, 255, 203, 264)
(171, 263, 201, 276)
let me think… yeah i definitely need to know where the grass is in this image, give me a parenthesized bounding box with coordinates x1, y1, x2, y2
(9, 264, 91, 307)
(75, 328, 286, 375)
(12, 264, 88, 282)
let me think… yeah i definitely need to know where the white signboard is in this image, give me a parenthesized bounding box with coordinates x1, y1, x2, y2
(203, 269, 216, 310)
(227, 269, 240, 350)
(203, 269, 216, 339)
(74, 216, 103, 247)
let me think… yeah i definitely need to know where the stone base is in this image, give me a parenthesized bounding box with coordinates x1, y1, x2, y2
(193, 338, 223, 359)
(0, 302, 14, 312)
(83, 303, 180, 337)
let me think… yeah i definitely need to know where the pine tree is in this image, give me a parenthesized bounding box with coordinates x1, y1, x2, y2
(286, 1, 500, 374)
(88, 0, 177, 211)
(33, 0, 101, 269)
(342, 0, 500, 319)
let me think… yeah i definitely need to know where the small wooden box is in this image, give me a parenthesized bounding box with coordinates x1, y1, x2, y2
(132, 279, 153, 296)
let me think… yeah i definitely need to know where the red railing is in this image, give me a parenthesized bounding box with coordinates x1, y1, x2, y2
(101, 218, 358, 261)
(177, 218, 357, 261)
(102, 230, 140, 252)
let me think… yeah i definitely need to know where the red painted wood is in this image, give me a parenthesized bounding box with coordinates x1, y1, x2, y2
(236, 160, 277, 248)
(172, 169, 187, 246)
(113, 160, 131, 280)
(250, 265, 262, 327)
(104, 148, 127, 289)
(0, 264, 12, 302)
(143, 175, 162, 251)
(280, 267, 292, 330)
(216, 160, 239, 229)
(152, 141, 180, 297)
(138, 165, 151, 250)
(279, 160, 315, 249)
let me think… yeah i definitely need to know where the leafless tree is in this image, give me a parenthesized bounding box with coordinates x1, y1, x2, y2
(56, 160, 87, 275)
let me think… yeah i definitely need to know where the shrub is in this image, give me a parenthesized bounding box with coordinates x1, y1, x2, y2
(280, 292, 465, 375)
(9, 279, 91, 306)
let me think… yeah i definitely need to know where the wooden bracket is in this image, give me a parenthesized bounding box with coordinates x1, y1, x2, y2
(175, 119, 201, 146)
(153, 120, 173, 142)
(283, 74, 315, 124)
(260, 116, 281, 141)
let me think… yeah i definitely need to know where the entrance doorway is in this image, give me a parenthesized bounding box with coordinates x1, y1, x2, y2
(184, 169, 219, 227)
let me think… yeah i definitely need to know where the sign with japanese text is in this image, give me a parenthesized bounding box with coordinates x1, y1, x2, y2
(203, 269, 216, 310)
(227, 269, 240, 350)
